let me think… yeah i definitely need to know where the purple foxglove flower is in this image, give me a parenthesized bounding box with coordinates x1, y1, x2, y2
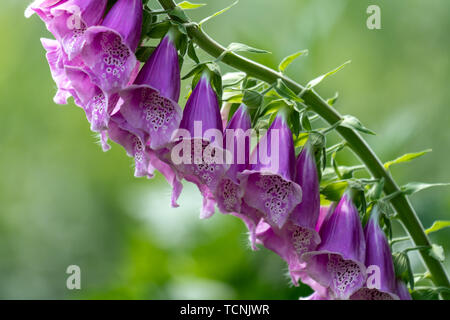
(107, 112, 182, 206)
(107, 113, 151, 178)
(350, 206, 399, 300)
(231, 203, 262, 251)
(25, 0, 66, 21)
(395, 279, 412, 300)
(27, 0, 108, 60)
(119, 32, 182, 150)
(239, 114, 302, 229)
(270, 143, 322, 268)
(41, 38, 81, 104)
(80, 0, 142, 94)
(254, 206, 328, 286)
(214, 104, 251, 214)
(65, 66, 119, 136)
(303, 192, 366, 299)
(170, 74, 227, 218)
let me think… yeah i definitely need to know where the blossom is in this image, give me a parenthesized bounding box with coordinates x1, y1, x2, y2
(239, 114, 302, 229)
(27, 0, 108, 60)
(107, 113, 151, 178)
(169, 74, 227, 218)
(25, 0, 67, 21)
(118, 32, 182, 150)
(107, 112, 183, 207)
(350, 205, 399, 300)
(303, 192, 366, 299)
(64, 66, 120, 136)
(79, 0, 142, 94)
(40, 38, 82, 104)
(214, 104, 251, 214)
(252, 144, 321, 283)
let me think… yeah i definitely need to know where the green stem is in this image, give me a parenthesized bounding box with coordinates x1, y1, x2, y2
(158, 0, 450, 298)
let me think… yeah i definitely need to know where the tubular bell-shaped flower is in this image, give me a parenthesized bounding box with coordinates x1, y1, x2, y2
(119, 31, 182, 150)
(80, 0, 142, 94)
(40, 38, 82, 104)
(252, 143, 321, 283)
(65, 66, 120, 136)
(25, 0, 67, 21)
(350, 205, 399, 300)
(170, 73, 227, 218)
(214, 105, 261, 248)
(239, 113, 302, 229)
(303, 192, 366, 299)
(27, 0, 108, 60)
(107, 113, 151, 178)
(255, 206, 328, 287)
(214, 104, 251, 213)
(107, 112, 183, 206)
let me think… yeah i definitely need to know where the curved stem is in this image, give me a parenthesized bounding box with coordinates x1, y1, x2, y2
(158, 0, 450, 297)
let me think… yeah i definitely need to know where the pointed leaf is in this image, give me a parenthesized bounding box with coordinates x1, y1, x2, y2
(327, 92, 339, 106)
(278, 50, 308, 73)
(307, 61, 351, 89)
(340, 115, 376, 135)
(425, 221, 450, 235)
(227, 42, 270, 54)
(177, 1, 206, 9)
(384, 149, 432, 169)
(274, 79, 304, 103)
(187, 41, 200, 63)
(401, 182, 450, 195)
(222, 72, 246, 87)
(320, 181, 349, 201)
(199, 0, 239, 26)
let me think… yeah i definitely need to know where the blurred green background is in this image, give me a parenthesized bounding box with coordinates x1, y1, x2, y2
(0, 0, 449, 299)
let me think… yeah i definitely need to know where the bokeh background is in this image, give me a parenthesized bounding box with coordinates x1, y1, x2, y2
(0, 0, 449, 299)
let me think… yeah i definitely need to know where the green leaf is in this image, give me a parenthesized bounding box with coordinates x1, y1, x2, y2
(147, 21, 171, 38)
(425, 221, 450, 235)
(327, 92, 339, 106)
(242, 90, 263, 109)
(392, 252, 414, 289)
(199, 0, 239, 26)
(278, 50, 308, 73)
(135, 46, 156, 62)
(300, 112, 312, 131)
(428, 244, 445, 263)
(227, 42, 270, 54)
(384, 149, 432, 169)
(141, 9, 155, 37)
(261, 99, 284, 116)
(401, 182, 450, 195)
(187, 41, 200, 63)
(289, 110, 301, 136)
(168, 6, 189, 22)
(340, 115, 376, 135)
(181, 63, 206, 80)
(411, 288, 439, 300)
(222, 72, 246, 87)
(274, 79, 304, 103)
(223, 92, 243, 103)
(177, 1, 206, 9)
(321, 181, 348, 201)
(306, 61, 351, 89)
